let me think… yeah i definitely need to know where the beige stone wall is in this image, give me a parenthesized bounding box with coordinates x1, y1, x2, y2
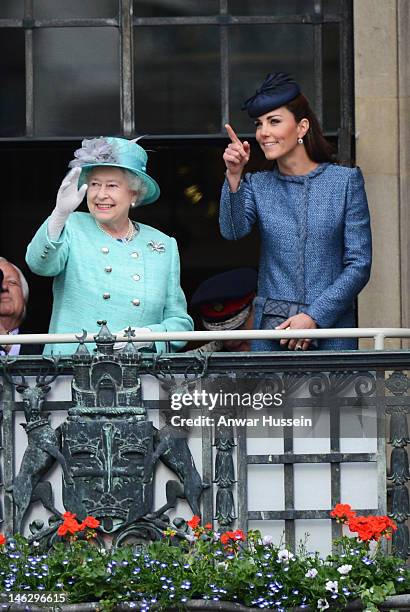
(354, 0, 409, 348)
(398, 0, 410, 343)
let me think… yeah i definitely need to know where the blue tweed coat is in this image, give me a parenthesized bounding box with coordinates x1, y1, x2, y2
(219, 163, 372, 350)
(26, 212, 193, 354)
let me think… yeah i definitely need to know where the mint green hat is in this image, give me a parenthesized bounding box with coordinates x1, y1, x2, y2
(68, 137, 160, 206)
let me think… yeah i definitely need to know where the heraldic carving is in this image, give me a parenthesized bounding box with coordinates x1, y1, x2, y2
(7, 322, 207, 546)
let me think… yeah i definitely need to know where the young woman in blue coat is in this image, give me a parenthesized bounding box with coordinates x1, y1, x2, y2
(26, 137, 193, 354)
(219, 73, 372, 351)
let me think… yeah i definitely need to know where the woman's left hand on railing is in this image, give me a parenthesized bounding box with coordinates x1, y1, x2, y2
(276, 313, 318, 351)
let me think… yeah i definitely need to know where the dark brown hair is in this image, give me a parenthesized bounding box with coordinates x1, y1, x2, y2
(285, 94, 335, 163)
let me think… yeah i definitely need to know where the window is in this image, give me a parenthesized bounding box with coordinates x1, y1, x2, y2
(0, 0, 352, 154)
(0, 0, 353, 335)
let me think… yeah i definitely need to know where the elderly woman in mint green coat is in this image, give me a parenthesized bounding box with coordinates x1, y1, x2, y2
(26, 137, 193, 354)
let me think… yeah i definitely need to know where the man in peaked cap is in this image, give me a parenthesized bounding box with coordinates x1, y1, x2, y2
(190, 267, 257, 352)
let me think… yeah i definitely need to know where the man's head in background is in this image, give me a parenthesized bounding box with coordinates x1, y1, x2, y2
(0, 257, 29, 333)
(191, 267, 257, 352)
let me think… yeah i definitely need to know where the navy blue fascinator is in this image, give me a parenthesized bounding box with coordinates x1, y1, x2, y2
(242, 72, 301, 118)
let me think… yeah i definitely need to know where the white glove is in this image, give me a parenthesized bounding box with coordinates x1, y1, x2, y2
(48, 167, 88, 240)
(114, 327, 153, 351)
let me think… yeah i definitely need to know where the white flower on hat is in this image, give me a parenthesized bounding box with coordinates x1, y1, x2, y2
(69, 137, 118, 168)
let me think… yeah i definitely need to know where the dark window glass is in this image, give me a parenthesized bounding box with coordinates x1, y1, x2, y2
(134, 27, 220, 134)
(229, 25, 315, 132)
(133, 0, 218, 17)
(0, 0, 24, 18)
(33, 0, 118, 19)
(322, 0, 341, 14)
(229, 0, 316, 15)
(0, 29, 25, 136)
(322, 23, 340, 132)
(33, 28, 120, 136)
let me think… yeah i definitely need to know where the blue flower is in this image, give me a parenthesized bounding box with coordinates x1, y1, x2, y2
(362, 556, 374, 565)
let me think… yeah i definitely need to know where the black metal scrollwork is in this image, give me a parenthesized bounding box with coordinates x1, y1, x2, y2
(385, 370, 410, 559)
(214, 421, 236, 527)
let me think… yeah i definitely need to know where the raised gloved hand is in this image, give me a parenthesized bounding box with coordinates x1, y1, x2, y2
(114, 327, 153, 351)
(48, 167, 88, 240)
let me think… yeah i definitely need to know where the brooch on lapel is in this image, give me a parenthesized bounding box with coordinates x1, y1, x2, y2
(147, 240, 165, 254)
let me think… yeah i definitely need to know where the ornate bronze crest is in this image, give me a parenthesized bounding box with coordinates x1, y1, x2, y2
(61, 418, 155, 533)
(6, 322, 207, 546)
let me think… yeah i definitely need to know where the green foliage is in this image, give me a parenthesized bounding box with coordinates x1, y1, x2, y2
(0, 528, 408, 611)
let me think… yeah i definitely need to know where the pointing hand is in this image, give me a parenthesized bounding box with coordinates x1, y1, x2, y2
(223, 123, 250, 178)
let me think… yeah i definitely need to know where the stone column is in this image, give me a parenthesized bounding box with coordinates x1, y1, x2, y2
(354, 0, 409, 348)
(398, 0, 410, 346)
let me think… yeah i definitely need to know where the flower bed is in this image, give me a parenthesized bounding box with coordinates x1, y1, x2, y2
(0, 506, 408, 612)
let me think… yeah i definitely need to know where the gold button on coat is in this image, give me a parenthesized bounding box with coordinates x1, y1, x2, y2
(132, 274, 140, 281)
(132, 298, 140, 306)
(105, 267, 112, 273)
(103, 293, 110, 300)
(131, 252, 139, 258)
(101, 247, 109, 254)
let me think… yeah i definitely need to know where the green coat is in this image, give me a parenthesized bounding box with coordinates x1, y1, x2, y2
(26, 212, 193, 354)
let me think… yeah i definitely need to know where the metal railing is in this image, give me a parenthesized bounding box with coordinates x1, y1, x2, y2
(1, 328, 410, 351)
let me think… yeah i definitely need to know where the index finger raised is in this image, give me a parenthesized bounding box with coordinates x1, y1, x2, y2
(224, 123, 241, 144)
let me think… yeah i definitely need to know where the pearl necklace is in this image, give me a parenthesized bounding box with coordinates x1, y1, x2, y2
(95, 219, 137, 243)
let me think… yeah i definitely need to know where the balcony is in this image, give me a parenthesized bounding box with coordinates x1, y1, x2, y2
(0, 324, 409, 560)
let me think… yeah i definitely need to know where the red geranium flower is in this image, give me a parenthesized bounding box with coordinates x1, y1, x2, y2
(0, 534, 6, 545)
(233, 529, 246, 541)
(330, 504, 356, 523)
(220, 531, 235, 545)
(62, 511, 77, 520)
(347, 516, 374, 541)
(57, 521, 82, 536)
(331, 504, 397, 542)
(80, 516, 100, 530)
(57, 524, 69, 537)
(348, 514, 397, 542)
(57, 511, 84, 536)
(187, 515, 201, 529)
(220, 529, 246, 546)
